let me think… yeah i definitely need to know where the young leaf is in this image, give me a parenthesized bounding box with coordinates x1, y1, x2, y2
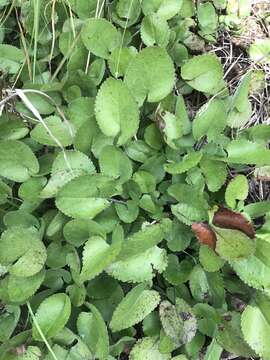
(110, 284, 160, 332)
(159, 299, 197, 347)
(55, 175, 117, 219)
(81, 18, 121, 59)
(95, 78, 139, 145)
(32, 293, 71, 340)
(125, 47, 175, 106)
(0, 140, 39, 182)
(213, 208, 255, 239)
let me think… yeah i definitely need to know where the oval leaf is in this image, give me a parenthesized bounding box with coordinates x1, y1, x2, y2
(109, 284, 160, 332)
(95, 78, 139, 145)
(32, 293, 71, 340)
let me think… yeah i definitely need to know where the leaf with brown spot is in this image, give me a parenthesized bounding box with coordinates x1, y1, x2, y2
(213, 208, 255, 239)
(192, 222, 217, 249)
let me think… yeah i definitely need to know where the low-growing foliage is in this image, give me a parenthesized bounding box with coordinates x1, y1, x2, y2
(0, 0, 269, 359)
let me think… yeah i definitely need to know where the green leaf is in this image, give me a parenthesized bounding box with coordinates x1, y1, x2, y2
(130, 337, 171, 360)
(0, 44, 24, 74)
(75, 0, 97, 19)
(142, 0, 183, 19)
(107, 246, 167, 283)
(125, 47, 175, 106)
(108, 47, 137, 78)
(226, 139, 270, 165)
(231, 238, 270, 295)
(30, 116, 74, 147)
(200, 158, 227, 192)
(141, 15, 170, 47)
(0, 305, 20, 341)
(7, 271, 45, 304)
(110, 284, 160, 332)
(0, 117, 29, 140)
(81, 18, 121, 59)
(67, 97, 95, 129)
(80, 229, 123, 282)
(55, 174, 119, 219)
(159, 298, 197, 347)
(85, 303, 109, 360)
(99, 145, 133, 183)
(215, 227, 255, 261)
(0, 179, 12, 204)
(117, 221, 168, 261)
(115, 200, 139, 223)
(199, 245, 225, 272)
(160, 111, 183, 149)
(0, 227, 46, 277)
(181, 54, 224, 94)
(198, 2, 218, 35)
(175, 95, 191, 135)
(112, 0, 141, 28)
(225, 175, 248, 209)
(249, 39, 270, 64)
(32, 293, 71, 341)
(95, 78, 139, 145)
(227, 73, 252, 128)
(63, 219, 91, 247)
(164, 152, 202, 174)
(192, 99, 227, 141)
(0, 140, 39, 182)
(164, 255, 193, 285)
(189, 265, 210, 302)
(241, 292, 270, 360)
(204, 339, 223, 360)
(217, 312, 255, 357)
(40, 150, 95, 198)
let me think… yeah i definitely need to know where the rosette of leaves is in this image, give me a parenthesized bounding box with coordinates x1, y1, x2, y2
(0, 0, 270, 358)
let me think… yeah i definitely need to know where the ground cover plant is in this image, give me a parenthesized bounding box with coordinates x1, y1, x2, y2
(0, 0, 270, 359)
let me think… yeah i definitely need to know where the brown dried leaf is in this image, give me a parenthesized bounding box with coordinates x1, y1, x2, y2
(213, 208, 255, 239)
(192, 222, 217, 249)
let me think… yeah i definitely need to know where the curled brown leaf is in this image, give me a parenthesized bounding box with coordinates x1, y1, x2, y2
(213, 207, 255, 239)
(191, 222, 217, 249)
